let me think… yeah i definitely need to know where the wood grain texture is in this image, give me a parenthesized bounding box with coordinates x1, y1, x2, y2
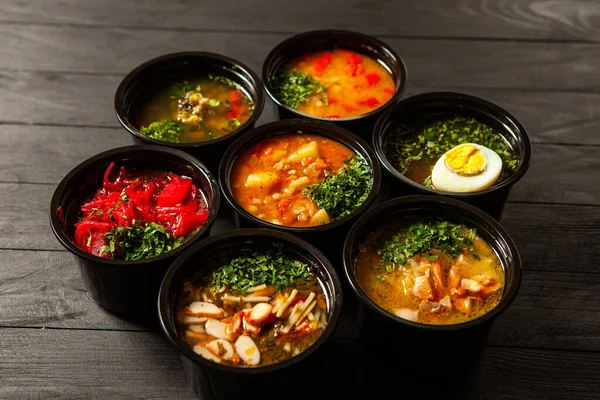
(0, 327, 598, 400)
(1, 0, 600, 42)
(2, 69, 600, 145)
(0, 328, 195, 399)
(2, 248, 599, 351)
(1, 25, 600, 91)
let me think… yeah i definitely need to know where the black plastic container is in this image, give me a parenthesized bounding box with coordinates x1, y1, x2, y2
(373, 92, 532, 220)
(343, 195, 522, 382)
(218, 119, 381, 264)
(262, 30, 407, 138)
(49, 145, 220, 316)
(115, 52, 265, 173)
(158, 229, 343, 400)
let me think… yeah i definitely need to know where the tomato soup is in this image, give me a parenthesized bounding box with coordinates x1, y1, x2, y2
(231, 134, 363, 227)
(275, 49, 395, 119)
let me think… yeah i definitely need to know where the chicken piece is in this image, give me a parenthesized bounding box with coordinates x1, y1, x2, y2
(206, 339, 238, 362)
(448, 265, 463, 294)
(472, 274, 502, 294)
(453, 297, 473, 314)
(393, 308, 419, 322)
(430, 260, 444, 301)
(439, 295, 452, 309)
(248, 303, 274, 326)
(186, 302, 224, 318)
(420, 301, 442, 313)
(461, 279, 485, 295)
(412, 274, 433, 300)
(235, 335, 261, 366)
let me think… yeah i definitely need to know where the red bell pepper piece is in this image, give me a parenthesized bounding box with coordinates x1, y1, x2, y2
(173, 211, 209, 237)
(358, 97, 380, 107)
(351, 63, 363, 77)
(157, 177, 193, 207)
(342, 103, 357, 113)
(312, 52, 333, 76)
(228, 89, 244, 105)
(346, 54, 361, 65)
(365, 72, 381, 86)
(226, 106, 241, 119)
(326, 115, 341, 119)
(383, 87, 395, 95)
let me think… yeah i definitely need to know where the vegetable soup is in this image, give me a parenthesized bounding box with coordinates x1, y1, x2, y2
(230, 134, 373, 227)
(275, 49, 395, 118)
(177, 247, 328, 367)
(73, 163, 208, 260)
(385, 116, 518, 191)
(356, 219, 504, 325)
(136, 76, 254, 143)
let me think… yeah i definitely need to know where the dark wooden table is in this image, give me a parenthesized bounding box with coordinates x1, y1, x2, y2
(1, 0, 599, 398)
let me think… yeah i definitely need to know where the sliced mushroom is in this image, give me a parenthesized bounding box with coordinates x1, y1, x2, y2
(188, 324, 206, 333)
(205, 319, 231, 340)
(235, 335, 260, 366)
(187, 302, 224, 318)
(193, 344, 222, 363)
(248, 303, 274, 326)
(178, 314, 208, 325)
(206, 339, 236, 361)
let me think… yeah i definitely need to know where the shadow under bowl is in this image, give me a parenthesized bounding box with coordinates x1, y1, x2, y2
(373, 91, 532, 220)
(49, 145, 220, 316)
(262, 30, 407, 138)
(115, 52, 265, 174)
(158, 228, 343, 399)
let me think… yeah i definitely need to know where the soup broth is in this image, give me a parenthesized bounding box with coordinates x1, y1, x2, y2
(176, 247, 328, 367)
(276, 49, 395, 119)
(385, 116, 518, 188)
(230, 134, 373, 227)
(136, 77, 254, 143)
(73, 163, 208, 260)
(356, 219, 504, 325)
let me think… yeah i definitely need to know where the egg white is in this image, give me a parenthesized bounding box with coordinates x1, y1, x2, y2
(431, 144, 502, 193)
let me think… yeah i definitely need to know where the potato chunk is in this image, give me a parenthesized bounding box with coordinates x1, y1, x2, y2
(246, 172, 278, 191)
(285, 176, 310, 194)
(309, 209, 330, 226)
(288, 141, 320, 163)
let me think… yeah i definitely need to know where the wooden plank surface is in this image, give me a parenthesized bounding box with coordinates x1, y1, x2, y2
(1, 247, 598, 351)
(1, 327, 598, 400)
(1, 0, 600, 42)
(1, 25, 600, 91)
(2, 69, 600, 146)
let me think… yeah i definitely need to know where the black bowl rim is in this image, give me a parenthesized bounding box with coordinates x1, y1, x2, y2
(342, 195, 522, 331)
(262, 29, 408, 122)
(157, 228, 344, 374)
(114, 51, 266, 147)
(218, 118, 382, 233)
(49, 144, 221, 266)
(373, 91, 532, 198)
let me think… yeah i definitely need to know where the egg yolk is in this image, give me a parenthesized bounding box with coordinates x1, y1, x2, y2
(444, 144, 487, 176)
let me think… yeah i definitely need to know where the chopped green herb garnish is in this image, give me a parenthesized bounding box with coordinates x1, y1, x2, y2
(275, 70, 328, 109)
(472, 254, 481, 261)
(303, 156, 372, 220)
(375, 275, 388, 284)
(209, 74, 241, 89)
(140, 119, 186, 143)
(211, 247, 313, 294)
(388, 116, 518, 185)
(377, 220, 476, 265)
(101, 222, 183, 261)
(170, 81, 199, 99)
(222, 118, 242, 132)
(208, 98, 220, 107)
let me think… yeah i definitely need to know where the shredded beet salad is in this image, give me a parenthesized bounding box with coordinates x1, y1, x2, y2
(72, 162, 208, 260)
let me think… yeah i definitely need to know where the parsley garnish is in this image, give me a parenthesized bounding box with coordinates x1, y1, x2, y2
(303, 156, 372, 220)
(170, 81, 199, 99)
(275, 70, 328, 109)
(387, 116, 518, 186)
(140, 119, 186, 143)
(101, 222, 183, 261)
(377, 220, 476, 266)
(209, 74, 241, 89)
(211, 247, 313, 294)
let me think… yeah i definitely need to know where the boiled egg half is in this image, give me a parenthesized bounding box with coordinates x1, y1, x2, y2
(431, 143, 502, 192)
